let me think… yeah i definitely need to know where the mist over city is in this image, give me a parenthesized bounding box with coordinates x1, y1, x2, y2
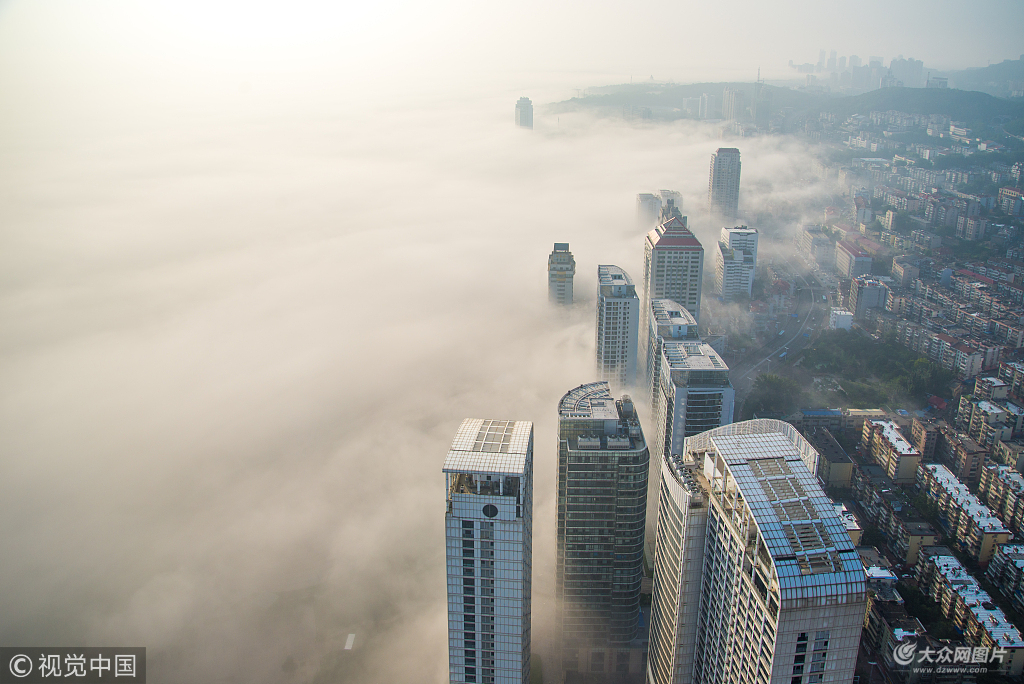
(2, 1, 1024, 683)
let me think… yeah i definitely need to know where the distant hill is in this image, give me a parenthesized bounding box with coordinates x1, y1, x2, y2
(549, 81, 1024, 128)
(821, 87, 1024, 122)
(939, 57, 1024, 98)
(546, 82, 821, 118)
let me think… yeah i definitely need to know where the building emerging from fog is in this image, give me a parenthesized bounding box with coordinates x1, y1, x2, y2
(707, 148, 741, 218)
(650, 340, 734, 463)
(639, 216, 704, 377)
(637, 190, 684, 229)
(548, 243, 576, 306)
(641, 299, 700, 412)
(648, 420, 867, 684)
(714, 226, 758, 301)
(515, 97, 533, 129)
(596, 265, 640, 390)
(556, 383, 649, 679)
(445, 419, 534, 684)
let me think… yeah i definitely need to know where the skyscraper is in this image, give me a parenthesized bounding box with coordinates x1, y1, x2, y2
(752, 80, 772, 130)
(641, 298, 699, 412)
(648, 420, 867, 684)
(698, 94, 716, 120)
(714, 226, 758, 301)
(596, 265, 640, 390)
(640, 215, 703, 327)
(515, 97, 533, 129)
(721, 88, 745, 122)
(445, 419, 534, 684)
(548, 243, 576, 306)
(638, 216, 704, 391)
(636, 193, 662, 229)
(649, 339, 734, 463)
(556, 383, 649, 679)
(707, 148, 741, 219)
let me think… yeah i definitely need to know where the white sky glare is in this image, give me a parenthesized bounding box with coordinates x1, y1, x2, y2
(0, 0, 1022, 682)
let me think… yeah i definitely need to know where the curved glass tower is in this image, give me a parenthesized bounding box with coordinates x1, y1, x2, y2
(648, 420, 866, 684)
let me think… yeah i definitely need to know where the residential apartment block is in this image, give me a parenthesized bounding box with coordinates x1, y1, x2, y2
(917, 464, 1011, 565)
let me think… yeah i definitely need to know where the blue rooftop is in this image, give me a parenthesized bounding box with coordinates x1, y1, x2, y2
(800, 408, 842, 416)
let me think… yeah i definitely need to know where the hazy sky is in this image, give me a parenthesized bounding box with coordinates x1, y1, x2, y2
(0, 1, 1020, 682)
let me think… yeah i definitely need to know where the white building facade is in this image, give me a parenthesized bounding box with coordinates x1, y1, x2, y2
(596, 265, 640, 391)
(707, 148, 742, 218)
(714, 226, 758, 301)
(650, 340, 734, 463)
(648, 420, 867, 684)
(642, 299, 700, 414)
(445, 419, 534, 684)
(639, 217, 705, 391)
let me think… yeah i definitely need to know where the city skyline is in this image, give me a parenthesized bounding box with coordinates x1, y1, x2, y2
(5, 1, 1024, 682)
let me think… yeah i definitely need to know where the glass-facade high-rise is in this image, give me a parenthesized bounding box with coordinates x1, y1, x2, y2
(707, 148, 741, 218)
(556, 382, 649, 679)
(596, 265, 640, 392)
(515, 97, 534, 129)
(648, 420, 867, 684)
(650, 340, 734, 464)
(445, 419, 534, 684)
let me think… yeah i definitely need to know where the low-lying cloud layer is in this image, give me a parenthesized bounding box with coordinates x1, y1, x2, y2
(0, 20, 839, 682)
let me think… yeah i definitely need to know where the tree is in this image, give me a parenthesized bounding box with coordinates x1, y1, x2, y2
(742, 373, 804, 420)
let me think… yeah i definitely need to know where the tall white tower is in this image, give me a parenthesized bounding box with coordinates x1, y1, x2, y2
(548, 243, 576, 306)
(515, 97, 533, 129)
(648, 420, 867, 684)
(714, 226, 758, 301)
(650, 340, 734, 463)
(639, 216, 704, 389)
(445, 419, 534, 684)
(707, 148, 741, 218)
(596, 265, 640, 390)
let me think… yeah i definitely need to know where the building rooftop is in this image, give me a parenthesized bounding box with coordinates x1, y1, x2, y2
(834, 502, 862, 534)
(838, 240, 870, 258)
(684, 421, 864, 593)
(800, 408, 843, 417)
(558, 383, 621, 421)
(651, 298, 698, 330)
(647, 216, 704, 250)
(928, 552, 1024, 648)
(923, 464, 1010, 533)
(443, 419, 533, 476)
(804, 428, 852, 465)
(990, 465, 1024, 496)
(868, 420, 920, 456)
(662, 341, 728, 372)
(597, 264, 634, 288)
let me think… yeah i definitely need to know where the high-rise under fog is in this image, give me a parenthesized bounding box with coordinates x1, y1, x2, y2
(639, 216, 704, 347)
(548, 243, 576, 306)
(707, 148, 742, 218)
(595, 265, 640, 391)
(556, 383, 649, 680)
(515, 97, 534, 129)
(648, 420, 866, 684)
(445, 419, 534, 684)
(714, 226, 758, 301)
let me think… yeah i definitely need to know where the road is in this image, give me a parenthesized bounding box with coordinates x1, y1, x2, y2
(727, 255, 827, 401)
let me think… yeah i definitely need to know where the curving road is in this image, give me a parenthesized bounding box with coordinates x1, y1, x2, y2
(728, 255, 828, 401)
